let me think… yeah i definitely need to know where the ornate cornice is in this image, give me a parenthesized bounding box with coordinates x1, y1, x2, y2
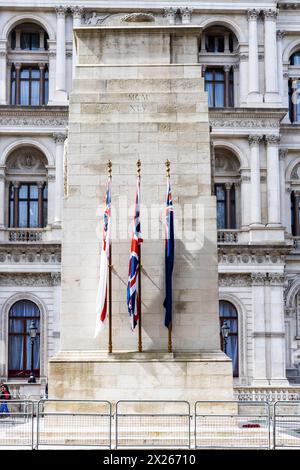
(218, 246, 290, 264)
(280, 2, 300, 10)
(209, 109, 287, 130)
(0, 106, 68, 128)
(219, 273, 252, 287)
(0, 244, 61, 265)
(0, 272, 60, 287)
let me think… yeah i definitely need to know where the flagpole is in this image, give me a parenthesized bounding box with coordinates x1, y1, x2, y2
(166, 159, 173, 354)
(137, 159, 142, 353)
(108, 160, 113, 354)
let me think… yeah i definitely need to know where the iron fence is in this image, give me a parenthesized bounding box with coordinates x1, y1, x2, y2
(116, 400, 191, 448)
(273, 401, 300, 449)
(195, 401, 270, 449)
(0, 400, 34, 449)
(36, 399, 112, 449)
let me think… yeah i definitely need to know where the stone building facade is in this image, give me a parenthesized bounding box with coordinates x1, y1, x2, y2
(1, 0, 300, 397)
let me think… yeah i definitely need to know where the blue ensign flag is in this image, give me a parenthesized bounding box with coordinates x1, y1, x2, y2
(163, 178, 174, 329)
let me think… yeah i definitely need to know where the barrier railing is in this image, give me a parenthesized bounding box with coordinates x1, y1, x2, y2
(1, 399, 300, 449)
(0, 400, 34, 449)
(36, 399, 112, 449)
(274, 401, 300, 449)
(195, 401, 270, 449)
(115, 400, 191, 448)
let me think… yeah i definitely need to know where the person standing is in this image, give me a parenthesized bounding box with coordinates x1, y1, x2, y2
(0, 383, 11, 414)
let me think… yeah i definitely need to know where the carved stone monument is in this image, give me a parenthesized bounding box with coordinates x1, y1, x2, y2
(48, 17, 233, 402)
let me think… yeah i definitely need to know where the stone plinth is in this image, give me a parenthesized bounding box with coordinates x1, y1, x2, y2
(49, 21, 233, 401)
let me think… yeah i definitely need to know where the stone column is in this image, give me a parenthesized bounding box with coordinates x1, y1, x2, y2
(263, 9, 279, 103)
(277, 31, 285, 105)
(239, 53, 248, 105)
(252, 273, 268, 386)
(38, 63, 45, 105)
(0, 169, 5, 228)
(249, 135, 263, 226)
(48, 47, 56, 103)
(279, 149, 288, 230)
(38, 181, 44, 228)
(55, 6, 67, 96)
(266, 135, 281, 226)
(46, 169, 56, 226)
(240, 170, 251, 228)
(0, 46, 7, 104)
(247, 9, 262, 103)
(71, 6, 83, 80)
(225, 183, 232, 228)
(15, 62, 21, 105)
(53, 133, 66, 226)
(267, 274, 288, 385)
(12, 181, 20, 227)
(224, 65, 231, 107)
(282, 72, 290, 123)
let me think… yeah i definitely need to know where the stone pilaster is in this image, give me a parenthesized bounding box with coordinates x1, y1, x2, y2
(265, 134, 281, 226)
(249, 135, 263, 226)
(55, 5, 67, 101)
(263, 9, 280, 103)
(53, 132, 66, 226)
(247, 9, 262, 103)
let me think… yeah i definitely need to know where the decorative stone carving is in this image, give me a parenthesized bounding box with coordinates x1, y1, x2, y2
(265, 134, 281, 144)
(82, 12, 109, 25)
(251, 272, 267, 285)
(0, 273, 60, 286)
(219, 274, 252, 287)
(71, 5, 83, 20)
(0, 246, 61, 264)
(247, 9, 259, 20)
(279, 149, 288, 160)
(53, 132, 67, 144)
(55, 5, 67, 17)
(121, 13, 155, 23)
(291, 163, 300, 180)
(263, 8, 278, 19)
(164, 7, 177, 24)
(248, 135, 263, 146)
(268, 273, 285, 286)
(6, 147, 47, 174)
(180, 7, 193, 24)
(210, 119, 279, 129)
(277, 30, 285, 39)
(51, 272, 61, 286)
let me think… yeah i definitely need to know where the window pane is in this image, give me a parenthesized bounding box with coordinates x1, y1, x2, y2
(31, 69, 40, 79)
(25, 335, 40, 370)
(205, 70, 213, 80)
(217, 36, 224, 52)
(9, 336, 24, 371)
(31, 33, 40, 50)
(215, 71, 224, 81)
(9, 319, 24, 333)
(205, 82, 214, 107)
(20, 80, 29, 105)
(10, 300, 40, 317)
(29, 201, 38, 227)
(11, 78, 16, 105)
(291, 52, 300, 65)
(44, 75, 49, 105)
(43, 201, 48, 227)
(20, 69, 30, 79)
(217, 202, 226, 229)
(206, 36, 215, 52)
(11, 31, 16, 49)
(21, 33, 30, 50)
(215, 83, 225, 106)
(19, 201, 28, 227)
(216, 185, 225, 201)
(43, 185, 48, 199)
(19, 184, 28, 199)
(31, 81, 40, 105)
(30, 185, 38, 199)
(9, 200, 14, 227)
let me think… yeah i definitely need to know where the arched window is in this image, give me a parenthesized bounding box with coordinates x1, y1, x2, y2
(290, 51, 300, 66)
(219, 300, 238, 377)
(214, 148, 240, 230)
(8, 23, 49, 106)
(5, 146, 48, 229)
(200, 26, 238, 108)
(8, 300, 40, 378)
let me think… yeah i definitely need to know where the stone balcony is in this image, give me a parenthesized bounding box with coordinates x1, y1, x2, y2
(217, 229, 239, 244)
(0, 227, 62, 244)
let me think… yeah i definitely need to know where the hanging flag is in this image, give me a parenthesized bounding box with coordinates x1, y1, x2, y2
(95, 177, 111, 337)
(127, 178, 143, 330)
(164, 176, 174, 330)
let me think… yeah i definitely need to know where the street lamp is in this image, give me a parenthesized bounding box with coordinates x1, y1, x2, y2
(28, 320, 38, 384)
(221, 321, 230, 355)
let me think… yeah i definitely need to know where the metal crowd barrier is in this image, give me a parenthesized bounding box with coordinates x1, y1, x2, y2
(115, 400, 191, 449)
(36, 399, 112, 449)
(0, 400, 34, 449)
(195, 401, 270, 449)
(273, 401, 300, 449)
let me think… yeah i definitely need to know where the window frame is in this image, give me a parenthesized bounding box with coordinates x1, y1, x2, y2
(219, 300, 239, 377)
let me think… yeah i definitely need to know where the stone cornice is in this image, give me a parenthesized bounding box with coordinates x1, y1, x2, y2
(210, 108, 288, 130)
(218, 245, 291, 265)
(0, 244, 61, 265)
(0, 105, 68, 129)
(0, 272, 61, 287)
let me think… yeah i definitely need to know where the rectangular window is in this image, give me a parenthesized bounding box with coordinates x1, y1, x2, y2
(20, 32, 40, 50)
(215, 184, 226, 229)
(205, 69, 225, 107)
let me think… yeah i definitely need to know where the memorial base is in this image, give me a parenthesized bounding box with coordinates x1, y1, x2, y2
(48, 351, 234, 403)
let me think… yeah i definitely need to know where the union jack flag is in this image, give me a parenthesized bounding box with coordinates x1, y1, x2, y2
(95, 177, 111, 337)
(127, 178, 143, 330)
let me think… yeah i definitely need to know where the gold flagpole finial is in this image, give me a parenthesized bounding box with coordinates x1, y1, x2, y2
(165, 159, 170, 178)
(137, 159, 141, 178)
(107, 160, 112, 178)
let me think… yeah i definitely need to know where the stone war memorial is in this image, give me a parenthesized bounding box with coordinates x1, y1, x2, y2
(48, 13, 233, 403)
